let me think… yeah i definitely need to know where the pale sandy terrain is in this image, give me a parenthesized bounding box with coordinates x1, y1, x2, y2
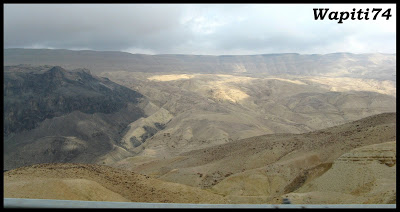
(101, 71, 396, 161)
(147, 74, 196, 81)
(149, 73, 255, 103)
(283, 141, 396, 204)
(112, 113, 396, 204)
(4, 163, 227, 203)
(303, 76, 396, 97)
(3, 113, 396, 204)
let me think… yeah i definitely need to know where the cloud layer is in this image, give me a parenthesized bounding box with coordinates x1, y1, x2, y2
(4, 4, 396, 55)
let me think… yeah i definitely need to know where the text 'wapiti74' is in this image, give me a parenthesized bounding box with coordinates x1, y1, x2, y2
(313, 8, 392, 24)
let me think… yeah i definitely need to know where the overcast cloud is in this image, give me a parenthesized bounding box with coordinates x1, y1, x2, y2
(4, 4, 396, 55)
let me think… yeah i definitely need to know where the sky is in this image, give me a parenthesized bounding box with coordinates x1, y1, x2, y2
(4, 4, 396, 55)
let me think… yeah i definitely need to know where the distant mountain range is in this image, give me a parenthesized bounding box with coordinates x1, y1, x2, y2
(4, 48, 396, 81)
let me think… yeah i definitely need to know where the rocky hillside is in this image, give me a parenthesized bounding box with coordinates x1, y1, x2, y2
(284, 141, 396, 204)
(3, 113, 396, 204)
(4, 65, 146, 170)
(101, 72, 396, 160)
(112, 112, 396, 204)
(4, 65, 143, 135)
(3, 163, 227, 203)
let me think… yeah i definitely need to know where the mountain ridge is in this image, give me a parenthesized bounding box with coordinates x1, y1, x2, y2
(4, 65, 147, 170)
(4, 48, 396, 56)
(4, 48, 396, 81)
(4, 65, 144, 135)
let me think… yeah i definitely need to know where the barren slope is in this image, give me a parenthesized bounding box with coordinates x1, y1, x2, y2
(4, 113, 395, 204)
(101, 71, 396, 160)
(282, 141, 396, 204)
(112, 112, 396, 203)
(4, 163, 227, 204)
(4, 65, 145, 170)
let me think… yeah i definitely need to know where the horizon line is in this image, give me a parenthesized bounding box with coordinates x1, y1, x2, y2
(4, 48, 396, 56)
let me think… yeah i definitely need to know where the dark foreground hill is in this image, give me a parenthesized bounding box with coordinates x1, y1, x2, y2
(4, 65, 146, 170)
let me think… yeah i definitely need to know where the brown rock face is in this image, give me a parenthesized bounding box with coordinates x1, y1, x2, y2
(4, 65, 146, 169)
(336, 142, 396, 167)
(4, 65, 144, 136)
(285, 141, 396, 204)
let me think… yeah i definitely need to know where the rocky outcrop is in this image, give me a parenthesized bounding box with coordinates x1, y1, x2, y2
(4, 65, 144, 136)
(336, 141, 396, 167)
(4, 65, 146, 169)
(284, 141, 396, 204)
(119, 107, 173, 150)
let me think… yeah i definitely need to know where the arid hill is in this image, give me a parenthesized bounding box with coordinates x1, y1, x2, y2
(4, 64, 396, 171)
(4, 113, 396, 204)
(3, 50, 396, 205)
(4, 163, 227, 203)
(4, 65, 146, 170)
(100, 71, 395, 162)
(4, 65, 144, 135)
(112, 112, 396, 204)
(283, 141, 396, 204)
